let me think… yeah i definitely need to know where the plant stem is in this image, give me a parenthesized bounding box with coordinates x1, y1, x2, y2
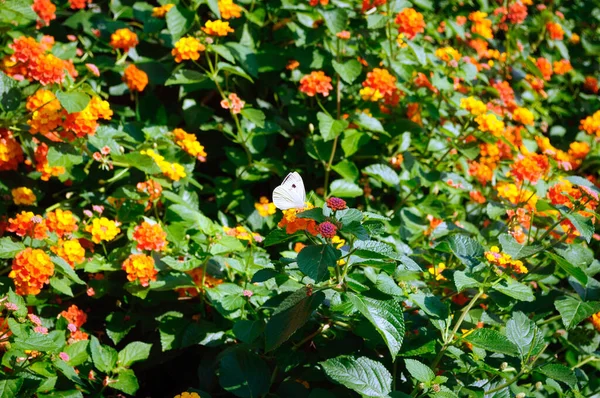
(292, 324, 330, 351)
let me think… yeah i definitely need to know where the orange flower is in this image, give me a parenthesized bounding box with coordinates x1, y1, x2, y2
(507, 1, 527, 24)
(60, 304, 87, 328)
(172, 37, 205, 63)
(34, 143, 65, 181)
(362, 68, 399, 105)
(469, 11, 493, 39)
(51, 239, 85, 267)
(85, 217, 121, 243)
(590, 312, 600, 332)
(152, 3, 174, 17)
(395, 8, 425, 39)
(584, 76, 599, 94)
(512, 107, 534, 125)
(299, 71, 333, 97)
(173, 128, 207, 161)
(406, 103, 421, 125)
(62, 96, 112, 140)
(468, 161, 494, 185)
(485, 246, 527, 274)
(178, 267, 223, 296)
(142, 149, 187, 181)
(69, 0, 91, 9)
(137, 179, 163, 202)
(546, 22, 564, 40)
(202, 20, 234, 36)
(0, 129, 24, 171)
(435, 46, 461, 63)
(491, 80, 515, 105)
(580, 110, 600, 137)
(8, 211, 47, 239)
(553, 59, 572, 75)
(8, 36, 45, 65)
(133, 221, 167, 251)
(123, 64, 148, 92)
(286, 60, 300, 70)
(110, 28, 139, 52)
(510, 153, 549, 183)
(278, 204, 319, 235)
(536, 58, 552, 80)
(122, 254, 158, 287)
(219, 0, 242, 19)
(12, 187, 36, 206)
(46, 209, 78, 238)
(309, 0, 328, 5)
(32, 0, 56, 27)
(28, 54, 66, 86)
(475, 113, 505, 136)
(9, 248, 55, 296)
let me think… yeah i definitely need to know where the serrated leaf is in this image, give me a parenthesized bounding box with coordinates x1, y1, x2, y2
(317, 112, 349, 142)
(505, 312, 544, 359)
(353, 240, 398, 260)
(320, 9, 347, 33)
(265, 289, 325, 352)
(354, 112, 385, 133)
(547, 252, 588, 286)
(241, 108, 265, 128)
(51, 256, 85, 285)
(55, 91, 90, 114)
(492, 278, 534, 302)
(118, 342, 152, 368)
(165, 69, 208, 86)
(111, 369, 139, 395)
(89, 336, 117, 374)
(565, 212, 594, 243)
(463, 329, 519, 357)
(348, 293, 405, 357)
(321, 356, 392, 397)
(0, 237, 25, 259)
(166, 5, 194, 40)
(447, 235, 484, 268)
(0, 378, 23, 398)
(364, 164, 400, 187)
(538, 364, 577, 388)
(404, 359, 435, 383)
(454, 271, 479, 292)
(332, 159, 359, 181)
(555, 296, 600, 329)
(332, 59, 362, 84)
(409, 293, 449, 319)
(498, 233, 543, 260)
(297, 245, 339, 282)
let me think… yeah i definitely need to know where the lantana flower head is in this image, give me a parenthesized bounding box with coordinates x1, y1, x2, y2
(110, 28, 139, 51)
(395, 8, 425, 39)
(299, 71, 333, 97)
(202, 20, 234, 36)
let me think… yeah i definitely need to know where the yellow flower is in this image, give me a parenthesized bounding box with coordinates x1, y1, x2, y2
(152, 3, 174, 18)
(359, 87, 383, 102)
(174, 393, 200, 398)
(590, 312, 600, 332)
(460, 97, 487, 116)
(218, 0, 242, 19)
(173, 128, 207, 161)
(331, 235, 345, 249)
(427, 262, 447, 281)
(85, 217, 121, 243)
(172, 37, 206, 63)
(435, 46, 461, 63)
(513, 107, 534, 126)
(254, 197, 276, 217)
(202, 20, 234, 36)
(484, 246, 527, 274)
(475, 113, 505, 137)
(142, 149, 187, 181)
(11, 187, 36, 205)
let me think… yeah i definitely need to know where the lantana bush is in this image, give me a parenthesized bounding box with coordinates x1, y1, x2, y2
(1, 0, 600, 397)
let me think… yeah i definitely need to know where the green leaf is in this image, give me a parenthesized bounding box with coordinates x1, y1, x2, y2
(318, 112, 349, 142)
(547, 252, 588, 286)
(353, 240, 398, 260)
(241, 108, 266, 128)
(342, 130, 370, 157)
(89, 336, 117, 374)
(111, 369, 139, 395)
(375, 273, 403, 296)
(492, 278, 534, 302)
(166, 5, 194, 40)
(320, 356, 392, 397)
(218, 62, 254, 82)
(219, 350, 270, 398)
(106, 312, 135, 345)
(263, 229, 298, 247)
(555, 296, 600, 330)
(297, 245, 339, 282)
(463, 329, 519, 357)
(447, 235, 484, 268)
(454, 271, 479, 292)
(404, 359, 435, 383)
(354, 112, 385, 133)
(233, 320, 263, 344)
(64, 340, 89, 367)
(14, 331, 64, 352)
(51, 256, 85, 285)
(565, 212, 594, 243)
(165, 69, 208, 86)
(330, 179, 363, 198)
(55, 91, 91, 114)
(406, 41, 427, 65)
(0, 237, 25, 259)
(332, 60, 362, 84)
(320, 9, 347, 33)
(265, 288, 325, 352)
(50, 275, 74, 297)
(118, 342, 152, 368)
(296, 208, 326, 223)
(205, 0, 220, 17)
(7, 289, 27, 318)
(505, 312, 544, 359)
(0, 0, 37, 26)
(498, 234, 543, 260)
(364, 164, 399, 187)
(409, 293, 449, 319)
(538, 364, 577, 388)
(0, 378, 23, 398)
(348, 293, 405, 357)
(332, 160, 359, 181)
(367, 13, 387, 29)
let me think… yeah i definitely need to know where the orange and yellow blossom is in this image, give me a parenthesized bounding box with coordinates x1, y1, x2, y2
(85, 217, 121, 243)
(362, 68, 399, 105)
(123, 65, 148, 92)
(299, 71, 333, 97)
(46, 209, 78, 237)
(172, 37, 205, 63)
(428, 262, 447, 281)
(278, 203, 319, 235)
(142, 149, 187, 181)
(7, 211, 47, 239)
(512, 107, 534, 125)
(218, 0, 242, 19)
(460, 97, 487, 116)
(152, 3, 174, 17)
(469, 11, 493, 39)
(223, 225, 263, 243)
(510, 153, 550, 183)
(69, 0, 91, 9)
(51, 239, 85, 267)
(35, 143, 65, 180)
(553, 59, 572, 75)
(173, 128, 207, 161)
(202, 20, 234, 36)
(122, 254, 158, 287)
(12, 187, 36, 205)
(110, 28, 139, 52)
(496, 182, 537, 211)
(475, 113, 505, 137)
(485, 246, 527, 274)
(590, 312, 600, 332)
(255, 197, 276, 217)
(395, 8, 425, 39)
(10, 248, 55, 296)
(32, 0, 56, 26)
(0, 129, 24, 171)
(580, 110, 600, 137)
(546, 22, 564, 40)
(133, 221, 168, 252)
(435, 46, 461, 63)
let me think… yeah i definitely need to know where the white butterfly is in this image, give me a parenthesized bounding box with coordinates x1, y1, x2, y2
(272, 172, 306, 210)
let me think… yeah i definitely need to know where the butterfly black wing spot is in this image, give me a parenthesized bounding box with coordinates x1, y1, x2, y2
(292, 184, 296, 188)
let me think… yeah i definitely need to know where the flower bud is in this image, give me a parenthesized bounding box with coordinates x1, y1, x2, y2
(500, 362, 508, 370)
(418, 382, 426, 390)
(535, 381, 543, 390)
(516, 393, 525, 398)
(432, 384, 441, 393)
(309, 123, 315, 134)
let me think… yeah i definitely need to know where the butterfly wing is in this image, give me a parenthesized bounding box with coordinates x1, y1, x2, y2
(272, 172, 306, 210)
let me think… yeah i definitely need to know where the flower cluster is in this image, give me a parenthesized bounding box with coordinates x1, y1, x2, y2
(255, 197, 277, 217)
(123, 65, 148, 92)
(484, 246, 528, 274)
(299, 71, 333, 97)
(10, 248, 55, 295)
(172, 37, 206, 63)
(110, 28, 139, 52)
(142, 149, 187, 181)
(85, 217, 121, 243)
(395, 8, 425, 39)
(202, 20, 234, 36)
(122, 254, 158, 287)
(133, 221, 168, 252)
(278, 203, 319, 235)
